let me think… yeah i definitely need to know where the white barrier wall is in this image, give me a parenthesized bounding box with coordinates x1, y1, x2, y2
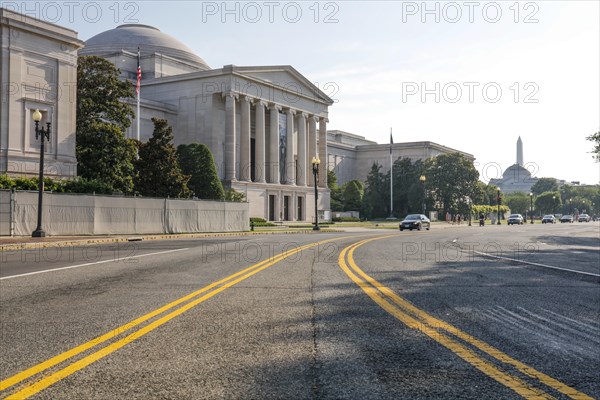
(8, 191, 249, 236)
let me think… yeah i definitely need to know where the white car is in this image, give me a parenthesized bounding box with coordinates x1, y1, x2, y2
(507, 214, 524, 225)
(578, 214, 591, 222)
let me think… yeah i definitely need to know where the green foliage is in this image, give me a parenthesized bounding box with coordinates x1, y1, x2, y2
(535, 191, 562, 214)
(531, 177, 559, 195)
(363, 163, 388, 219)
(0, 175, 112, 194)
(135, 118, 190, 198)
(504, 192, 533, 215)
(327, 169, 338, 189)
(0, 175, 15, 189)
(224, 188, 246, 202)
(332, 216, 361, 222)
(177, 143, 225, 200)
(471, 205, 510, 217)
(342, 180, 364, 211)
(76, 121, 137, 193)
(587, 131, 600, 161)
(77, 56, 135, 132)
(76, 56, 137, 193)
(423, 153, 480, 215)
(249, 217, 275, 227)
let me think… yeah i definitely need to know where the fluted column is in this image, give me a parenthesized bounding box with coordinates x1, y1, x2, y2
(318, 117, 328, 187)
(239, 96, 251, 181)
(224, 92, 238, 181)
(308, 115, 317, 186)
(297, 112, 307, 186)
(254, 100, 266, 183)
(285, 108, 296, 185)
(269, 104, 281, 184)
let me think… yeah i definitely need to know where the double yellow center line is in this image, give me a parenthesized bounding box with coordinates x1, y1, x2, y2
(1, 236, 350, 399)
(338, 235, 593, 400)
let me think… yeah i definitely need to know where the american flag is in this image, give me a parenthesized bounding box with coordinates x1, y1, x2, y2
(136, 48, 141, 96)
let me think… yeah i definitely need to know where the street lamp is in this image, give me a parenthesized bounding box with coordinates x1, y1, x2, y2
(496, 189, 502, 225)
(312, 157, 321, 231)
(552, 195, 556, 214)
(31, 109, 51, 238)
(529, 192, 534, 224)
(419, 175, 426, 215)
(569, 198, 573, 215)
(466, 197, 472, 226)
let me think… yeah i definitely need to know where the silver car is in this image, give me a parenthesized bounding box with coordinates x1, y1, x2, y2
(507, 214, 524, 225)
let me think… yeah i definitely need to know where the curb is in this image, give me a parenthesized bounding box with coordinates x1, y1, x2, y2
(0, 229, 342, 252)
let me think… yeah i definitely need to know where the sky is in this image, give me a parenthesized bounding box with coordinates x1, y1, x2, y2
(12, 0, 599, 184)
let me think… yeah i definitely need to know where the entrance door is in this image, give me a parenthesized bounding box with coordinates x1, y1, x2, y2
(297, 197, 304, 221)
(283, 196, 290, 221)
(269, 195, 275, 221)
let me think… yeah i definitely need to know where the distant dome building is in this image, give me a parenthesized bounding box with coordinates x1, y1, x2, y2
(489, 137, 538, 193)
(79, 24, 210, 80)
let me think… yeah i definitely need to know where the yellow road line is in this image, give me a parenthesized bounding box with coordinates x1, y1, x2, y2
(339, 236, 593, 400)
(1, 235, 355, 398)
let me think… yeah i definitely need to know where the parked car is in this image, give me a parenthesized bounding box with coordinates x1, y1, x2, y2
(507, 214, 524, 225)
(578, 214, 591, 222)
(400, 214, 430, 231)
(560, 215, 574, 223)
(541, 215, 556, 224)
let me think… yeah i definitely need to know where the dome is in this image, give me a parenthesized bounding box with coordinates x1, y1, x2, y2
(502, 164, 532, 179)
(80, 24, 210, 71)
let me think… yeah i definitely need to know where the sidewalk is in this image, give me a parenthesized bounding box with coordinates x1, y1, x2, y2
(0, 228, 342, 252)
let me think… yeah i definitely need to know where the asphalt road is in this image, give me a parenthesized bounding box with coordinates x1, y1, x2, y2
(0, 223, 598, 399)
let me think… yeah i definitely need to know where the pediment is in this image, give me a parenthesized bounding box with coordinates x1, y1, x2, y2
(231, 65, 333, 105)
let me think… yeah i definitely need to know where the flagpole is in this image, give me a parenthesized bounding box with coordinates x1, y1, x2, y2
(390, 127, 393, 218)
(136, 47, 141, 142)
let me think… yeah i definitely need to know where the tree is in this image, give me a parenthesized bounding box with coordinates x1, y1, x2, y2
(328, 169, 344, 211)
(535, 191, 562, 214)
(424, 153, 480, 215)
(77, 56, 135, 132)
(531, 177, 559, 195)
(363, 163, 387, 219)
(135, 118, 190, 198)
(224, 188, 246, 202)
(587, 131, 600, 161)
(76, 56, 137, 193)
(504, 192, 531, 215)
(177, 143, 224, 200)
(76, 121, 137, 193)
(342, 180, 364, 211)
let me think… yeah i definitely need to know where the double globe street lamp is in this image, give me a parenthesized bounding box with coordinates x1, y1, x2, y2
(311, 157, 321, 231)
(419, 175, 426, 215)
(31, 109, 51, 238)
(529, 192, 534, 224)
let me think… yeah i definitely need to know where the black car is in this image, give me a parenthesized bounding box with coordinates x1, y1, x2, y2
(560, 215, 574, 223)
(400, 214, 430, 231)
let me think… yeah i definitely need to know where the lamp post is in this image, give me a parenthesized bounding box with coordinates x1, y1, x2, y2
(529, 192, 534, 224)
(496, 189, 501, 225)
(466, 197, 472, 226)
(312, 157, 320, 231)
(552, 195, 556, 214)
(31, 109, 51, 238)
(419, 175, 426, 216)
(569, 198, 573, 215)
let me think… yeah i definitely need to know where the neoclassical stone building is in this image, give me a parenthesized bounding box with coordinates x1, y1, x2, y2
(0, 8, 83, 178)
(80, 24, 333, 222)
(327, 130, 475, 185)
